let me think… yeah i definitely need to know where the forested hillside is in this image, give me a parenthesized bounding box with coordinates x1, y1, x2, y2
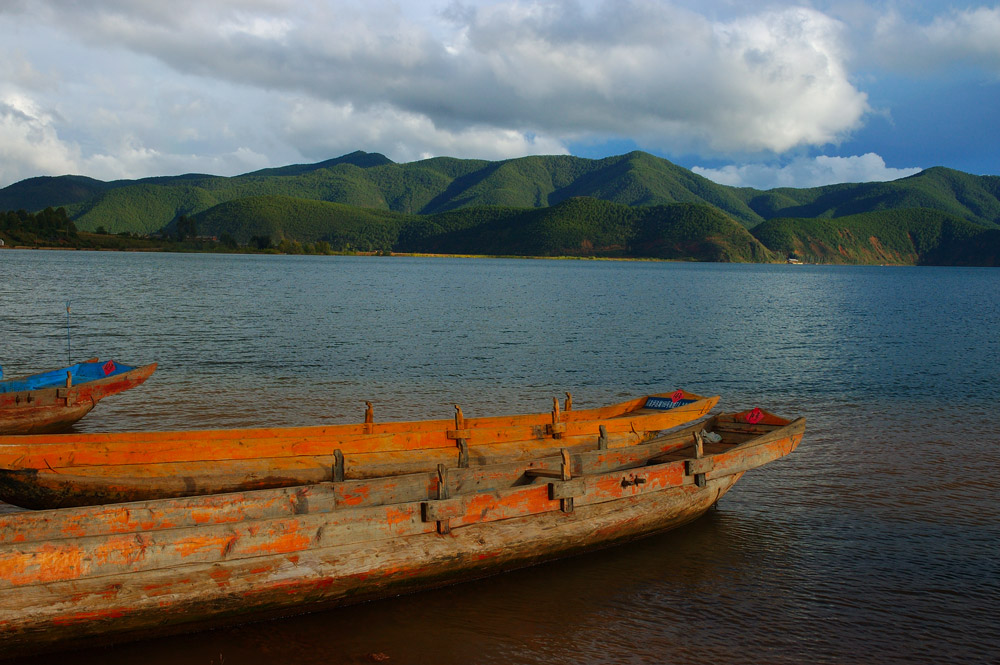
(185, 196, 774, 261)
(752, 209, 1000, 265)
(2, 150, 998, 265)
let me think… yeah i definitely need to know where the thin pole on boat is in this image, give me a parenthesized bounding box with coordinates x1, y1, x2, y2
(65, 301, 71, 364)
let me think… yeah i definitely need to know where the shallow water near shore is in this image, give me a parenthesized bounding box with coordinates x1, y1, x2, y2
(1, 251, 998, 664)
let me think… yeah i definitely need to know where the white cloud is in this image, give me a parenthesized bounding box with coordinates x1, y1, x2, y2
(80, 137, 272, 181)
(0, 89, 276, 186)
(0, 93, 80, 185)
(0, 0, 876, 188)
(692, 153, 922, 189)
(283, 100, 568, 163)
(218, 15, 293, 41)
(872, 6, 1000, 74)
(12, 1, 999, 189)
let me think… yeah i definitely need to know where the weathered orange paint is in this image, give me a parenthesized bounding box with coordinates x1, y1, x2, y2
(383, 506, 414, 527)
(0, 391, 719, 509)
(208, 568, 231, 587)
(338, 484, 373, 506)
(447, 484, 557, 528)
(3, 389, 702, 447)
(91, 535, 152, 566)
(0, 543, 86, 586)
(0, 409, 804, 659)
(173, 534, 238, 559)
(241, 531, 312, 557)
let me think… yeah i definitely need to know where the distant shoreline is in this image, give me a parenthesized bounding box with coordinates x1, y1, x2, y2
(2, 244, 919, 266)
(0, 244, 685, 262)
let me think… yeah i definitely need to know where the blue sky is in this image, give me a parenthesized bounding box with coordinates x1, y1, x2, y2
(1, 1, 998, 189)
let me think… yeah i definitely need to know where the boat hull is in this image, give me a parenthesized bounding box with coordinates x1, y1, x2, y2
(0, 411, 804, 657)
(0, 363, 157, 435)
(0, 475, 737, 657)
(0, 390, 718, 509)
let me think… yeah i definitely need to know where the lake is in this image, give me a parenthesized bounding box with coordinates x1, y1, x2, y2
(1, 250, 998, 664)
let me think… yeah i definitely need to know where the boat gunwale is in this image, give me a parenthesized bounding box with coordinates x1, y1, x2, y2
(0, 390, 713, 447)
(0, 394, 719, 470)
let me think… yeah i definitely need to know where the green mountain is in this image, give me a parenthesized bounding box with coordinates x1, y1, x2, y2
(0, 151, 771, 233)
(6, 151, 1000, 234)
(0, 175, 114, 212)
(738, 167, 1000, 225)
(187, 195, 775, 261)
(405, 197, 775, 261)
(752, 208, 1000, 265)
(2, 150, 999, 264)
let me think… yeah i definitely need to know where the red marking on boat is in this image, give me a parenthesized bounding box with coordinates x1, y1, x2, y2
(52, 609, 127, 626)
(209, 568, 232, 584)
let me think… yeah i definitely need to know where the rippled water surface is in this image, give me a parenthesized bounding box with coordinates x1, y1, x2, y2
(1, 251, 998, 664)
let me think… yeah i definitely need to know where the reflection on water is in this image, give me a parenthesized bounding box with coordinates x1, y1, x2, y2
(1, 252, 998, 664)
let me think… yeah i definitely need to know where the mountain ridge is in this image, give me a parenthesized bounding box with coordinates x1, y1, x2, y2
(4, 150, 1000, 232)
(2, 151, 999, 265)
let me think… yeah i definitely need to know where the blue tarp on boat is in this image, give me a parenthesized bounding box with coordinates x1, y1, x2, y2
(0, 360, 136, 394)
(643, 396, 695, 410)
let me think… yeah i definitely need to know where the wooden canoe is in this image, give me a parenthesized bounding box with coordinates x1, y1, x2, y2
(0, 389, 718, 509)
(0, 360, 157, 435)
(0, 408, 804, 657)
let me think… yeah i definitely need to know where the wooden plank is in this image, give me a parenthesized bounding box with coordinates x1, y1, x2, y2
(0, 419, 576, 469)
(0, 395, 719, 470)
(421, 483, 557, 528)
(0, 503, 436, 589)
(572, 460, 690, 507)
(0, 390, 706, 447)
(0, 473, 438, 544)
(423, 452, 696, 529)
(548, 478, 586, 500)
(686, 457, 714, 475)
(0, 423, 690, 509)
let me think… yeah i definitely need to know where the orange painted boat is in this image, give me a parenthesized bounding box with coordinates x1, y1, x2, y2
(0, 389, 717, 509)
(0, 408, 804, 658)
(0, 360, 156, 435)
